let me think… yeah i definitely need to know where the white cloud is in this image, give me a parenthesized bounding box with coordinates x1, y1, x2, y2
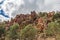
(11, 0, 60, 16)
(0, 0, 24, 21)
(45, 0, 54, 5)
(0, 0, 3, 2)
(53, 4, 60, 11)
(29, 0, 35, 3)
(44, 0, 60, 12)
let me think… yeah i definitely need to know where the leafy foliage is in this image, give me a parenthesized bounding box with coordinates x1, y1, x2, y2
(0, 23, 6, 40)
(6, 23, 20, 40)
(53, 12, 60, 21)
(20, 24, 37, 40)
(45, 22, 60, 36)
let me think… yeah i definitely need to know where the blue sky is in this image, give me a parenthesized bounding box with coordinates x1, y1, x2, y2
(0, 0, 60, 21)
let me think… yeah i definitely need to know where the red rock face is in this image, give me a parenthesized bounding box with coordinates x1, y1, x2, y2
(31, 11, 37, 20)
(36, 17, 45, 32)
(38, 17, 43, 24)
(4, 11, 38, 29)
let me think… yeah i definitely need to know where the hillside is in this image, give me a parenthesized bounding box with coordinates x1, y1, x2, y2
(0, 11, 60, 40)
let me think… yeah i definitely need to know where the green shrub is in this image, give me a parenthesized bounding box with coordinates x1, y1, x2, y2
(20, 24, 37, 40)
(45, 22, 60, 36)
(6, 23, 20, 40)
(53, 12, 60, 21)
(0, 24, 5, 40)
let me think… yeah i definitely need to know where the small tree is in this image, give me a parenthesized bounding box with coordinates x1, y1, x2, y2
(20, 24, 37, 40)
